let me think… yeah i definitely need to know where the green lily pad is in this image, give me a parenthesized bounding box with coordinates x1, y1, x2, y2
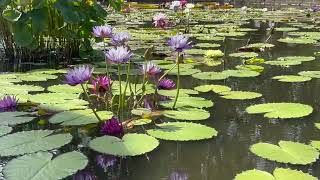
(272, 75, 311, 82)
(264, 60, 302, 66)
(0, 126, 12, 137)
(229, 52, 259, 58)
(298, 71, 320, 78)
(195, 43, 221, 48)
(246, 103, 313, 119)
(147, 122, 218, 141)
(250, 141, 319, 165)
(131, 108, 152, 116)
(131, 119, 152, 126)
(194, 84, 231, 93)
(0, 112, 36, 126)
(219, 91, 262, 100)
(0, 130, 72, 156)
(204, 50, 224, 58)
(236, 65, 264, 73)
(17, 73, 58, 82)
(192, 72, 229, 80)
(278, 56, 315, 62)
(4, 151, 88, 180)
(274, 27, 299, 32)
(89, 133, 159, 156)
(185, 49, 207, 55)
(315, 123, 320, 130)
(246, 43, 275, 48)
(222, 70, 260, 77)
(278, 37, 317, 44)
(167, 67, 201, 76)
(163, 108, 210, 121)
(0, 84, 44, 95)
(49, 109, 113, 126)
(310, 141, 320, 150)
(158, 89, 198, 97)
(235, 168, 317, 180)
(47, 84, 83, 94)
(160, 96, 213, 109)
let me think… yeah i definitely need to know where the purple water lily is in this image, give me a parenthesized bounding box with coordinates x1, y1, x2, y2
(158, 78, 176, 90)
(92, 24, 113, 38)
(92, 76, 112, 97)
(105, 46, 133, 64)
(0, 96, 18, 112)
(72, 169, 97, 180)
(111, 32, 131, 46)
(140, 62, 161, 76)
(168, 34, 192, 52)
(170, 1, 181, 11)
(65, 65, 93, 86)
(100, 117, 124, 138)
(153, 13, 170, 29)
(95, 154, 117, 169)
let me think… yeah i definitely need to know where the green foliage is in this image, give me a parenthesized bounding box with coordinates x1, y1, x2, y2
(163, 108, 210, 121)
(4, 151, 88, 180)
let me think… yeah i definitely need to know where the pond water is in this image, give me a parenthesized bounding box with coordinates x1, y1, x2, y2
(1, 8, 320, 180)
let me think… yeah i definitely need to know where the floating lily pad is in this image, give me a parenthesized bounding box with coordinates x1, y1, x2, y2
(0, 112, 36, 126)
(192, 72, 229, 80)
(264, 60, 302, 66)
(194, 84, 231, 93)
(160, 96, 213, 109)
(274, 27, 299, 32)
(47, 84, 83, 94)
(17, 73, 58, 82)
(272, 75, 311, 82)
(147, 122, 218, 141)
(163, 108, 210, 121)
(250, 141, 319, 165)
(236, 65, 264, 73)
(158, 89, 198, 97)
(0, 126, 12, 137)
(298, 71, 320, 78)
(222, 70, 260, 77)
(195, 43, 221, 48)
(246, 43, 275, 48)
(278, 37, 317, 44)
(89, 133, 159, 156)
(0, 84, 44, 95)
(216, 32, 246, 37)
(131, 108, 152, 116)
(0, 130, 72, 156)
(49, 109, 113, 126)
(229, 52, 259, 58)
(278, 56, 315, 62)
(4, 151, 88, 180)
(235, 168, 317, 180)
(246, 103, 313, 119)
(219, 91, 262, 100)
(167, 67, 201, 76)
(131, 119, 152, 126)
(185, 49, 207, 55)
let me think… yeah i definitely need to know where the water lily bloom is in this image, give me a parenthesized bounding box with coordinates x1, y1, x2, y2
(92, 24, 113, 38)
(170, 1, 181, 11)
(92, 76, 112, 97)
(96, 154, 117, 169)
(180, 0, 188, 7)
(0, 96, 18, 112)
(168, 34, 192, 52)
(100, 117, 124, 138)
(105, 46, 133, 64)
(65, 65, 93, 86)
(153, 13, 170, 29)
(140, 62, 162, 76)
(111, 32, 131, 46)
(158, 78, 176, 90)
(73, 169, 97, 180)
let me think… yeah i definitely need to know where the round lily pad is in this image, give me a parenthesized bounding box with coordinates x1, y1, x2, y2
(298, 71, 320, 78)
(278, 37, 317, 44)
(163, 108, 210, 121)
(89, 133, 159, 156)
(272, 75, 311, 82)
(160, 96, 214, 109)
(192, 72, 229, 80)
(250, 141, 319, 165)
(229, 52, 259, 58)
(222, 70, 260, 77)
(246, 103, 313, 119)
(219, 91, 262, 100)
(194, 84, 231, 93)
(147, 122, 218, 141)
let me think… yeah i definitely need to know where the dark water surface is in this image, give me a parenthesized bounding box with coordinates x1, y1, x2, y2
(1, 20, 320, 180)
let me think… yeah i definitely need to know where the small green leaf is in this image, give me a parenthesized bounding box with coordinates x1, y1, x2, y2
(2, 8, 21, 22)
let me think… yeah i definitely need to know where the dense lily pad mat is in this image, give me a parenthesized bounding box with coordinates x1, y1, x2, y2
(245, 103, 313, 119)
(147, 122, 217, 141)
(0, 130, 72, 156)
(3, 151, 88, 180)
(0, 112, 36, 126)
(89, 133, 159, 156)
(234, 168, 317, 180)
(250, 141, 319, 164)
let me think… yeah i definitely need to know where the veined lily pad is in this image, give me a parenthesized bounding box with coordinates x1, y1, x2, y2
(0, 130, 72, 156)
(235, 168, 317, 180)
(163, 108, 210, 121)
(192, 71, 229, 80)
(89, 133, 159, 156)
(272, 75, 311, 82)
(0, 112, 36, 126)
(49, 109, 113, 126)
(160, 96, 213, 109)
(229, 52, 259, 58)
(147, 122, 218, 141)
(264, 60, 302, 66)
(298, 71, 320, 78)
(194, 84, 231, 93)
(167, 67, 201, 76)
(246, 103, 313, 119)
(219, 91, 262, 100)
(185, 49, 207, 55)
(4, 151, 88, 180)
(250, 141, 319, 165)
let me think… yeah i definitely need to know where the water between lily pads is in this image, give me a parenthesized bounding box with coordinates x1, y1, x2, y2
(2, 20, 320, 180)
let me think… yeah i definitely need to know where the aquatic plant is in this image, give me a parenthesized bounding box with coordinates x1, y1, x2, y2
(0, 96, 18, 112)
(100, 117, 124, 138)
(65, 65, 94, 86)
(111, 32, 132, 46)
(158, 79, 176, 90)
(92, 24, 113, 38)
(92, 76, 112, 97)
(105, 46, 133, 64)
(153, 13, 170, 29)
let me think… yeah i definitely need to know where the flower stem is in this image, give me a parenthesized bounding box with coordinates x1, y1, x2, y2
(117, 64, 122, 118)
(158, 63, 177, 82)
(81, 84, 102, 122)
(103, 40, 110, 77)
(122, 62, 131, 111)
(172, 53, 181, 109)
